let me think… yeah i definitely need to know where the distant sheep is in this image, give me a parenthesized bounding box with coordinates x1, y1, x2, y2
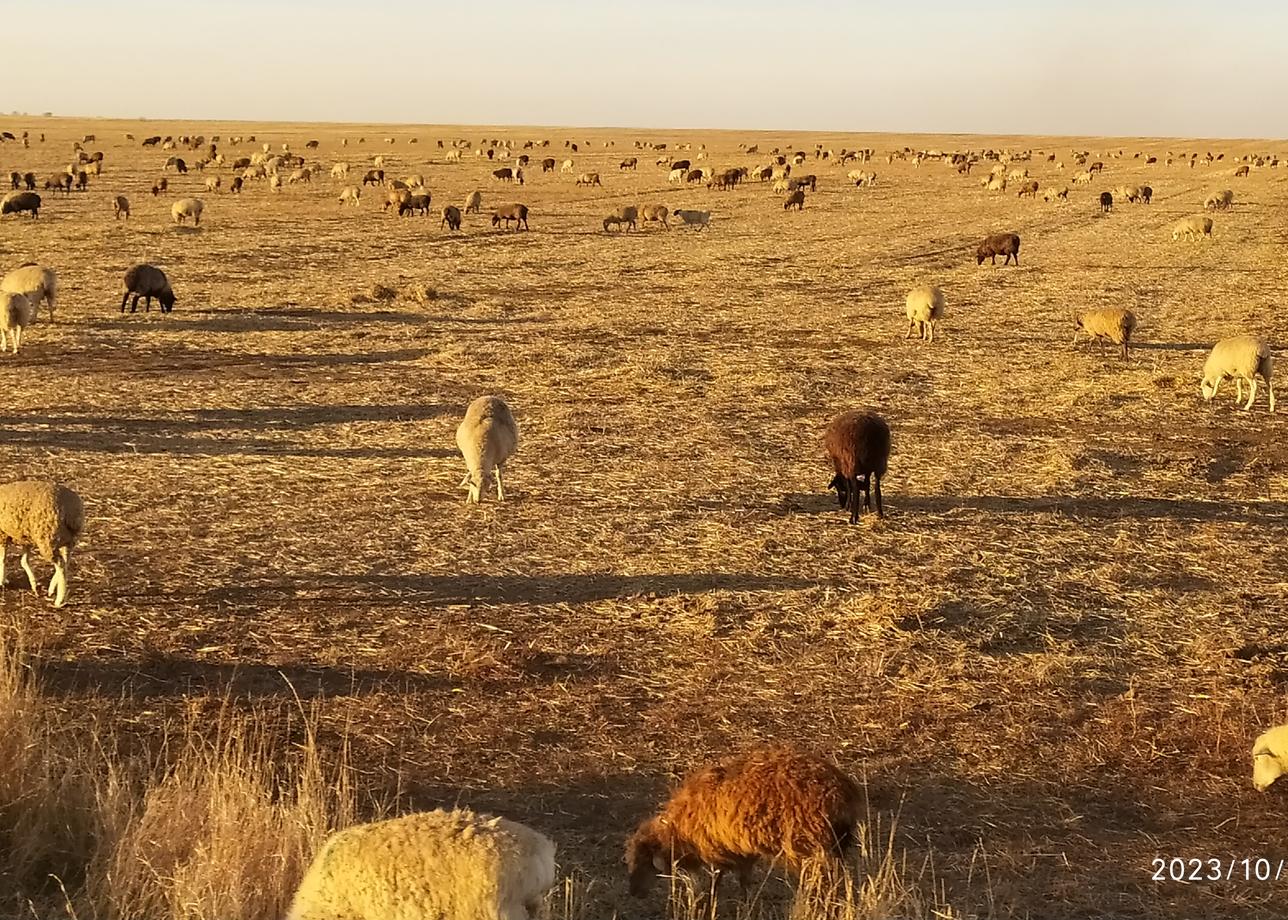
(362, 169, 385, 186)
(783, 189, 806, 210)
(398, 193, 432, 217)
(575, 172, 601, 187)
(1016, 180, 1039, 198)
(1201, 335, 1274, 412)
(0, 480, 85, 608)
(1171, 215, 1213, 241)
(1234, 165, 1250, 177)
(825, 411, 891, 522)
(1100, 191, 1113, 213)
(287, 809, 555, 920)
(339, 186, 361, 207)
(1252, 725, 1288, 791)
(113, 194, 130, 219)
(121, 264, 176, 313)
(626, 747, 860, 898)
(976, 232, 1021, 265)
(640, 204, 669, 229)
(905, 284, 945, 343)
(491, 203, 529, 231)
(331, 162, 350, 179)
(1, 192, 41, 218)
(560, 159, 574, 173)
(603, 205, 638, 232)
(673, 209, 710, 230)
(1, 264, 57, 323)
(205, 176, 221, 193)
(1043, 186, 1069, 202)
(541, 157, 556, 172)
(457, 396, 519, 503)
(464, 190, 483, 214)
(1073, 308, 1136, 359)
(171, 198, 204, 226)
(0, 292, 33, 353)
(441, 204, 462, 231)
(1204, 189, 1234, 210)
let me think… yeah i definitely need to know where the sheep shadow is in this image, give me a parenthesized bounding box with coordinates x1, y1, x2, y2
(87, 308, 431, 334)
(899, 493, 1288, 524)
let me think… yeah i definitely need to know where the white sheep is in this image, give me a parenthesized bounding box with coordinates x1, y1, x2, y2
(205, 176, 221, 192)
(560, 158, 574, 173)
(1, 263, 57, 322)
(339, 186, 361, 207)
(171, 197, 204, 226)
(904, 284, 945, 342)
(1073, 308, 1137, 360)
(1204, 189, 1234, 210)
(445, 149, 462, 162)
(0, 480, 85, 608)
(1171, 215, 1212, 241)
(331, 162, 350, 178)
(771, 178, 791, 193)
(1201, 335, 1274, 412)
(673, 209, 711, 230)
(457, 396, 519, 503)
(288, 809, 555, 920)
(464, 190, 483, 214)
(1253, 725, 1288, 791)
(668, 167, 685, 184)
(0, 292, 33, 353)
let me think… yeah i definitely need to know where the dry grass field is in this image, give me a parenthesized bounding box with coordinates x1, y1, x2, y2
(1, 116, 1286, 919)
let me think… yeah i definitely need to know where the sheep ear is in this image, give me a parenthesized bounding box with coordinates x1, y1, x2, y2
(652, 852, 669, 871)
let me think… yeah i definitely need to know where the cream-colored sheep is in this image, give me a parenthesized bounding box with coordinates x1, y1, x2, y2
(457, 396, 519, 503)
(0, 480, 85, 608)
(331, 162, 350, 178)
(289, 168, 311, 184)
(445, 149, 462, 162)
(905, 285, 945, 342)
(771, 178, 791, 193)
(205, 176, 221, 192)
(171, 197, 204, 226)
(1073, 308, 1137, 360)
(464, 190, 483, 214)
(1204, 189, 1234, 210)
(1201, 335, 1274, 412)
(1252, 725, 1288, 791)
(1043, 186, 1069, 202)
(0, 292, 33, 353)
(1, 264, 57, 322)
(575, 172, 601, 187)
(1071, 170, 1094, 185)
(339, 186, 361, 207)
(673, 209, 711, 230)
(269, 175, 283, 193)
(560, 158, 574, 173)
(113, 194, 130, 219)
(853, 171, 876, 187)
(287, 809, 556, 920)
(1171, 215, 1213, 241)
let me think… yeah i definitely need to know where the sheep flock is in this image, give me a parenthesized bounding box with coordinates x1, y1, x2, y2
(0, 121, 1286, 920)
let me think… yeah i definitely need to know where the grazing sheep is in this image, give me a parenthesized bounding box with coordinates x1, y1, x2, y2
(905, 284, 945, 343)
(121, 264, 176, 313)
(620, 157, 638, 170)
(113, 194, 130, 220)
(783, 189, 806, 210)
(1171, 215, 1213, 241)
(673, 209, 710, 230)
(560, 158, 574, 173)
(1201, 335, 1274, 412)
(205, 176, 221, 193)
(603, 205, 638, 232)
(825, 410, 891, 522)
(229, 177, 244, 194)
(339, 186, 361, 207)
(541, 157, 556, 172)
(170, 198, 204, 226)
(1043, 186, 1069, 202)
(7, 172, 18, 190)
(1, 264, 57, 323)
(398, 193, 432, 217)
(464, 190, 483, 214)
(789, 174, 817, 192)
(1252, 725, 1288, 791)
(457, 396, 519, 503)
(1100, 191, 1113, 213)
(1234, 165, 1250, 177)
(288, 810, 554, 920)
(0, 292, 33, 353)
(976, 232, 1021, 265)
(854, 170, 878, 187)
(1140, 185, 1153, 204)
(1017, 180, 1039, 198)
(491, 203, 529, 231)
(771, 177, 791, 193)
(640, 204, 669, 229)
(441, 205, 463, 231)
(575, 172, 602, 187)
(492, 167, 516, 182)
(1205, 189, 1234, 210)
(0, 481, 85, 608)
(331, 162, 350, 179)
(362, 169, 385, 186)
(1073, 308, 1137, 359)
(384, 188, 412, 212)
(626, 747, 860, 899)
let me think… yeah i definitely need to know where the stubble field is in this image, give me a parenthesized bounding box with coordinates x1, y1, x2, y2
(1, 117, 1286, 920)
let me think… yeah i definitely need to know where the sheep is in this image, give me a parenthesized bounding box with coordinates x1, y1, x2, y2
(269, 174, 283, 193)
(1171, 215, 1213, 241)
(0, 481, 84, 608)
(286, 809, 555, 920)
(1234, 164, 1250, 177)
(1252, 725, 1288, 791)
(0, 292, 33, 353)
(456, 396, 519, 503)
(771, 177, 791, 193)
(673, 209, 710, 231)
(976, 232, 1021, 265)
(1043, 186, 1069, 202)
(444, 149, 462, 163)
(1140, 185, 1153, 204)
(441, 204, 463, 231)
(121, 264, 176, 314)
(620, 157, 638, 170)
(1205, 189, 1234, 210)
(1201, 335, 1274, 412)
(668, 167, 686, 184)
(464, 190, 483, 214)
(113, 194, 130, 219)
(824, 410, 891, 522)
(1073, 308, 1137, 360)
(626, 747, 860, 901)
(362, 169, 385, 186)
(229, 177, 243, 194)
(1100, 191, 1113, 213)
(905, 284, 945, 343)
(560, 158, 574, 172)
(853, 170, 876, 187)
(788, 174, 817, 192)
(603, 205, 638, 232)
(398, 193, 432, 217)
(491, 203, 529, 231)
(171, 198, 204, 226)
(783, 189, 806, 211)
(339, 186, 361, 207)
(385, 187, 412, 212)
(331, 162, 350, 179)
(1016, 180, 1039, 198)
(0, 264, 54, 326)
(575, 172, 602, 187)
(640, 204, 669, 229)
(289, 168, 312, 184)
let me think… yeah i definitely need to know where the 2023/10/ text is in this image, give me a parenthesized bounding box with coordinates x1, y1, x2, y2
(1151, 857, 1285, 882)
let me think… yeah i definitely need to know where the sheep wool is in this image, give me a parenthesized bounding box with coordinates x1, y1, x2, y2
(287, 809, 556, 920)
(1253, 725, 1288, 791)
(457, 396, 519, 503)
(0, 480, 85, 607)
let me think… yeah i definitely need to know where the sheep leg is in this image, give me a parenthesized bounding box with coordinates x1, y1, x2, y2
(120, 291, 130, 313)
(1268, 383, 1276, 413)
(927, 319, 935, 343)
(0, 546, 6, 587)
(905, 320, 914, 340)
(495, 466, 505, 501)
(1244, 378, 1258, 411)
(874, 473, 884, 517)
(1235, 378, 1243, 402)
(19, 551, 37, 594)
(848, 474, 861, 524)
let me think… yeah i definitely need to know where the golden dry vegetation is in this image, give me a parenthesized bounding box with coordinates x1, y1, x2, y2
(1, 117, 1287, 919)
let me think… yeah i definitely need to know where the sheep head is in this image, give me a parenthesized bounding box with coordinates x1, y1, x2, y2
(625, 818, 673, 896)
(1253, 727, 1288, 790)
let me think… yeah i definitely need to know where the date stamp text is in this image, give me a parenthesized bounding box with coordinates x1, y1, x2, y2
(1151, 857, 1284, 882)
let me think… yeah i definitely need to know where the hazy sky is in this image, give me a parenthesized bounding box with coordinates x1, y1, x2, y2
(10, 0, 1288, 138)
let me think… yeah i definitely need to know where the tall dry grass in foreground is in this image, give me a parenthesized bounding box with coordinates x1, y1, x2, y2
(0, 634, 358, 920)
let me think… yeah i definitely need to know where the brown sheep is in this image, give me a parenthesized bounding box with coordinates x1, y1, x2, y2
(441, 205, 462, 231)
(625, 747, 860, 899)
(640, 204, 669, 229)
(824, 410, 891, 522)
(1016, 180, 1039, 198)
(783, 189, 805, 210)
(575, 172, 602, 187)
(976, 232, 1021, 266)
(603, 205, 638, 232)
(491, 203, 529, 231)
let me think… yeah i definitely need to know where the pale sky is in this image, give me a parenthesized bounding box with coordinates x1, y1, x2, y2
(9, 0, 1288, 138)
